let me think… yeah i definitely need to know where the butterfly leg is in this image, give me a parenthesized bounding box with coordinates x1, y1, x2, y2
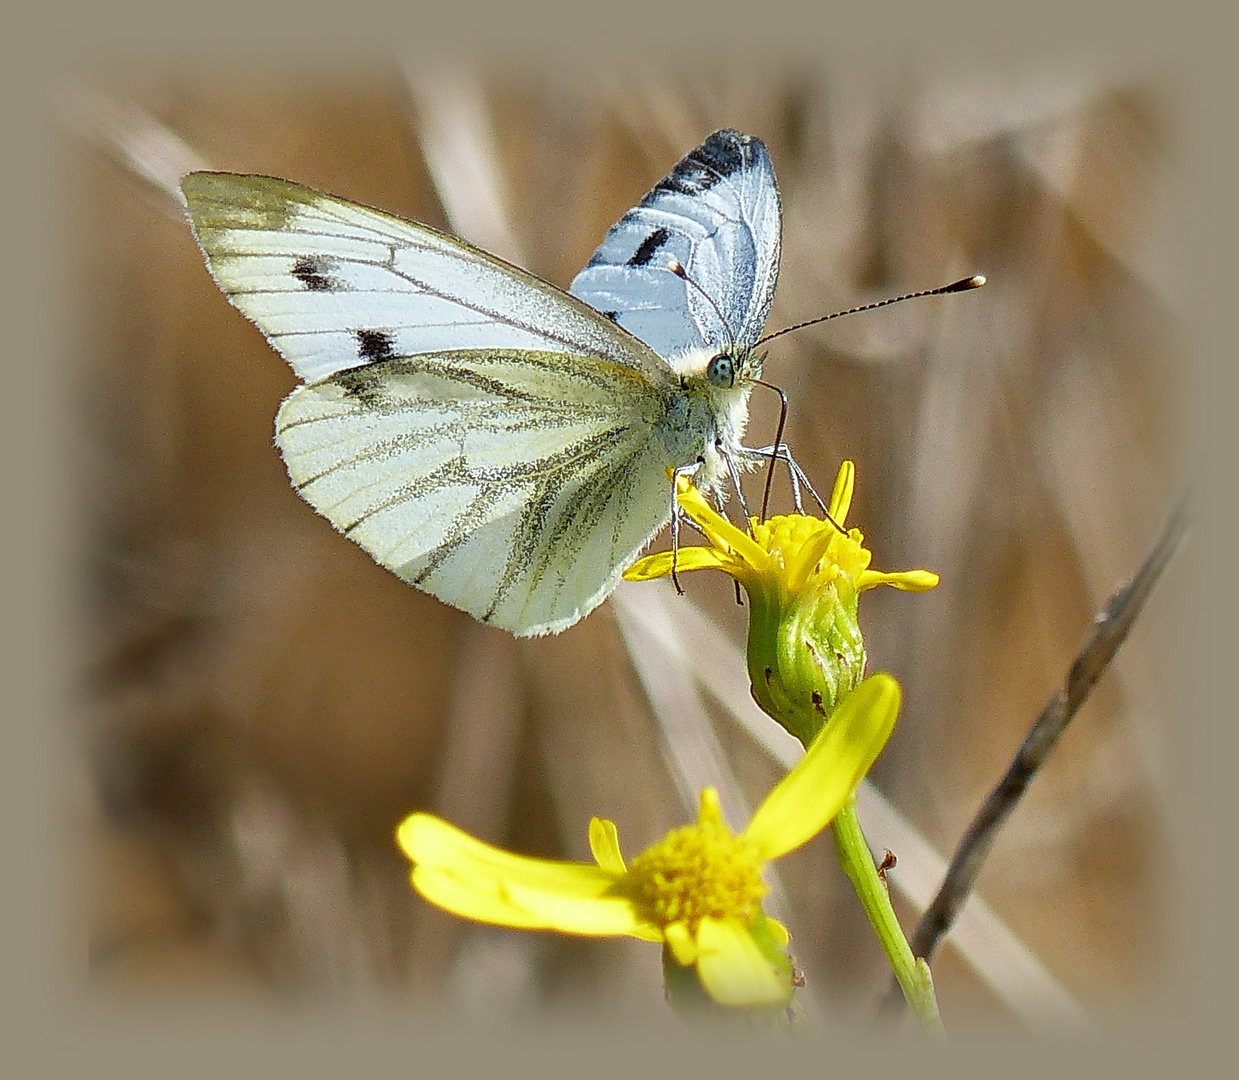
(739, 444, 832, 519)
(718, 449, 751, 607)
(721, 448, 754, 524)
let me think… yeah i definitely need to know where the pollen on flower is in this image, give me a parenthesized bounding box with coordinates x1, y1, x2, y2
(751, 515, 824, 552)
(750, 514, 871, 589)
(625, 796, 767, 932)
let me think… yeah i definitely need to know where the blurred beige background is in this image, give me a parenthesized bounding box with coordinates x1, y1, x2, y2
(65, 57, 1187, 1030)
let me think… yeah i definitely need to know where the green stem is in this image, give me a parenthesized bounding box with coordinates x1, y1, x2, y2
(832, 796, 947, 1040)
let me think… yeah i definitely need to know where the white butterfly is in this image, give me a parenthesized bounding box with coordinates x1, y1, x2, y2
(182, 129, 783, 636)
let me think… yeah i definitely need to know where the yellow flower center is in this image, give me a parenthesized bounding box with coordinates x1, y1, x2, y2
(751, 514, 829, 554)
(749, 514, 872, 595)
(625, 811, 767, 932)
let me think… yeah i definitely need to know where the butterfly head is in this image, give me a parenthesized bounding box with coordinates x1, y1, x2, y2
(705, 352, 736, 388)
(674, 344, 762, 393)
(704, 345, 765, 389)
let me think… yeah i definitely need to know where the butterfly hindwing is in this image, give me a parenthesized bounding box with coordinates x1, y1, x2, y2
(181, 172, 674, 386)
(569, 129, 782, 357)
(274, 347, 673, 635)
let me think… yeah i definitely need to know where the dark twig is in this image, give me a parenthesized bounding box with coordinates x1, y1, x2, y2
(879, 486, 1191, 1021)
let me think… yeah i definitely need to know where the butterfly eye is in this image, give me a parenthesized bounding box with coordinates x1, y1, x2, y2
(706, 353, 736, 388)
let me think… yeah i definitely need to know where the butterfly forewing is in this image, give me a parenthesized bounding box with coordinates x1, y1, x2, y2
(182, 173, 673, 386)
(569, 129, 782, 356)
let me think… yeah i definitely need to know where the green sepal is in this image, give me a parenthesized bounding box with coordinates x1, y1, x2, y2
(746, 579, 866, 745)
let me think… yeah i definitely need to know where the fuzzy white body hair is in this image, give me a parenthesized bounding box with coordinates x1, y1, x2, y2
(659, 345, 760, 496)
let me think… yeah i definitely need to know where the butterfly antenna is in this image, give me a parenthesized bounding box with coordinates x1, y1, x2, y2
(667, 259, 736, 351)
(755, 274, 985, 348)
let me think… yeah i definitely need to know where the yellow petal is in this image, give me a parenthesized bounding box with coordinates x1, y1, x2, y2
(696, 787, 728, 830)
(782, 521, 839, 591)
(399, 814, 663, 939)
(397, 813, 622, 891)
(623, 545, 738, 582)
(664, 920, 697, 966)
(502, 877, 662, 939)
(857, 568, 940, 592)
(412, 866, 657, 938)
(827, 460, 855, 524)
(694, 918, 791, 1007)
(589, 818, 626, 875)
(674, 479, 771, 570)
(743, 674, 901, 861)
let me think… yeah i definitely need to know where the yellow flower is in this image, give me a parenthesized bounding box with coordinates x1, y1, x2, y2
(396, 674, 902, 1009)
(625, 461, 937, 745)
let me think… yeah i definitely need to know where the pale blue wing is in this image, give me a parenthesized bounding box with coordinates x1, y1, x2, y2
(569, 130, 782, 358)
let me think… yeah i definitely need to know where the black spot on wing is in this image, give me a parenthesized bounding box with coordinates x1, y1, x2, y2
(647, 130, 758, 200)
(354, 328, 396, 363)
(627, 227, 670, 267)
(602, 311, 620, 322)
(292, 255, 345, 292)
(696, 130, 749, 178)
(650, 162, 716, 198)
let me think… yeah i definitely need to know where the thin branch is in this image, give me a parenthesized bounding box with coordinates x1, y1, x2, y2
(880, 485, 1191, 1021)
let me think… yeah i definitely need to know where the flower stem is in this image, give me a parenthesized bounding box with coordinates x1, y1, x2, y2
(832, 795, 946, 1039)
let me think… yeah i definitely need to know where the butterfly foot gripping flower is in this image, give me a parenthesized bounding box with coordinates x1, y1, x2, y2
(625, 460, 938, 745)
(396, 674, 901, 1014)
